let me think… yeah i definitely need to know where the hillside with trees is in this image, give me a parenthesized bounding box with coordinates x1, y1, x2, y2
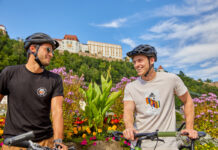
(1, 33, 218, 109)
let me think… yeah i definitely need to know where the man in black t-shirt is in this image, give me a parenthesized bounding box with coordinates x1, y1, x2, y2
(0, 33, 68, 150)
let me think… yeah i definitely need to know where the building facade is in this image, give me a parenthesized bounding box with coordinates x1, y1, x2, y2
(56, 35, 122, 60)
(87, 41, 122, 59)
(0, 25, 7, 35)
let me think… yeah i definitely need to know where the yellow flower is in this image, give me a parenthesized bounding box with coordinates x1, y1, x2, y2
(0, 129, 3, 135)
(86, 127, 91, 134)
(112, 125, 117, 130)
(82, 126, 86, 131)
(82, 133, 86, 138)
(78, 126, 82, 131)
(67, 132, 72, 138)
(108, 127, 112, 131)
(93, 132, 97, 136)
(73, 127, 77, 131)
(73, 130, 78, 134)
(97, 129, 102, 133)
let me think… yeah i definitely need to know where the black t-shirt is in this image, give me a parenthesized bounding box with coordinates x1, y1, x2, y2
(0, 65, 64, 142)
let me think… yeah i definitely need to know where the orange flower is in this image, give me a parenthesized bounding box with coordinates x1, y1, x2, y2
(82, 133, 87, 138)
(93, 132, 97, 136)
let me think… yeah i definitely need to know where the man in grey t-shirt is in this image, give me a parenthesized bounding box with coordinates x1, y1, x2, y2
(123, 44, 198, 150)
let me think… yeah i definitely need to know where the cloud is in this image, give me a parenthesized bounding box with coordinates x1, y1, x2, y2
(140, 33, 165, 40)
(186, 66, 218, 80)
(200, 62, 212, 68)
(155, 0, 218, 17)
(173, 43, 218, 65)
(140, 11, 218, 70)
(121, 38, 137, 48)
(147, 13, 218, 43)
(94, 18, 127, 28)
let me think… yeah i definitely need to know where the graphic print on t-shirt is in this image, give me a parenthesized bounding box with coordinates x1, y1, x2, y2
(144, 90, 160, 115)
(37, 87, 47, 97)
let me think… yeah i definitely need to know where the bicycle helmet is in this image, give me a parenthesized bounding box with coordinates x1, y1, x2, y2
(24, 33, 59, 68)
(127, 44, 157, 61)
(24, 32, 59, 50)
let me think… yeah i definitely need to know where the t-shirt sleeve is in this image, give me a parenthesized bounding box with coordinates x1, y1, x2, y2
(52, 75, 64, 98)
(0, 67, 9, 95)
(123, 83, 134, 101)
(174, 74, 188, 97)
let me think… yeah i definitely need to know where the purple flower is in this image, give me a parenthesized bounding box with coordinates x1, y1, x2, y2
(201, 94, 207, 97)
(195, 115, 201, 119)
(207, 110, 213, 113)
(65, 98, 73, 104)
(68, 92, 74, 95)
(200, 112, 205, 115)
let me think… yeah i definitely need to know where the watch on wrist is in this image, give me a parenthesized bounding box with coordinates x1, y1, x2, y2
(54, 138, 63, 143)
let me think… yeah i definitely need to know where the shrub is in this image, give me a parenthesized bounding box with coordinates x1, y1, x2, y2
(193, 93, 218, 138)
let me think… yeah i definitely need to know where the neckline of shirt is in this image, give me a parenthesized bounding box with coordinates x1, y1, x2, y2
(23, 64, 46, 75)
(139, 72, 159, 84)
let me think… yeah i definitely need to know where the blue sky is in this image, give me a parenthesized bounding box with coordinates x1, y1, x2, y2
(1, 0, 218, 81)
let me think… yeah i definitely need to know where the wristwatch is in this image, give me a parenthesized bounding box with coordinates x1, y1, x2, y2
(53, 138, 63, 143)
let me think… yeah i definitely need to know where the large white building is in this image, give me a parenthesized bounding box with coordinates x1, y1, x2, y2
(56, 35, 89, 53)
(56, 35, 122, 60)
(87, 41, 122, 59)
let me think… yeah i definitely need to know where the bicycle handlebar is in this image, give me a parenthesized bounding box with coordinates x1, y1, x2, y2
(3, 131, 35, 146)
(111, 130, 206, 139)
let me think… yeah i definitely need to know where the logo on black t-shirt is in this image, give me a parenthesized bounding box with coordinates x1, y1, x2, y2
(37, 87, 47, 97)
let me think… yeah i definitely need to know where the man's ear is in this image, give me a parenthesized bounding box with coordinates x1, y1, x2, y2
(150, 57, 155, 65)
(29, 45, 36, 53)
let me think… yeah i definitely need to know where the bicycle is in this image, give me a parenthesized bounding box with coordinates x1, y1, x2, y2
(3, 131, 75, 150)
(109, 124, 206, 150)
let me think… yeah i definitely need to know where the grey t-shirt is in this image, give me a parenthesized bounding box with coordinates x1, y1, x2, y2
(123, 72, 187, 150)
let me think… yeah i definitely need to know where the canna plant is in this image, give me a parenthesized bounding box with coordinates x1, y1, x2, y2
(81, 67, 122, 131)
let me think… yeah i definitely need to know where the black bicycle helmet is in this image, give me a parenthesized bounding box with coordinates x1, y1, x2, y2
(24, 32, 59, 50)
(127, 44, 157, 61)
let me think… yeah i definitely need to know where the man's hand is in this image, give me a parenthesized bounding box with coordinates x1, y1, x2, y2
(123, 127, 138, 141)
(54, 143, 68, 150)
(181, 129, 198, 139)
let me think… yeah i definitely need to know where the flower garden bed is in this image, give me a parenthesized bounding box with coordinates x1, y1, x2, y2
(0, 67, 217, 149)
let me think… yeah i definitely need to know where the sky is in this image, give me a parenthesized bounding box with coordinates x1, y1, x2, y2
(1, 0, 218, 81)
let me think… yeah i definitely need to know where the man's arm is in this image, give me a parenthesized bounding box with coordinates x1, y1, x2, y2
(178, 91, 198, 139)
(51, 96, 68, 150)
(123, 101, 137, 140)
(51, 96, 64, 140)
(0, 94, 4, 103)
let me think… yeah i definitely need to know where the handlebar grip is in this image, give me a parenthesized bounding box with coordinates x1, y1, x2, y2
(4, 131, 35, 146)
(158, 132, 177, 137)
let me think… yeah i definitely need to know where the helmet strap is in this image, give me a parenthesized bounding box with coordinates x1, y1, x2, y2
(28, 45, 44, 69)
(144, 57, 154, 77)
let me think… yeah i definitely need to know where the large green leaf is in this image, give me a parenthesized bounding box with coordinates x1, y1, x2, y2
(106, 90, 122, 106)
(86, 82, 93, 103)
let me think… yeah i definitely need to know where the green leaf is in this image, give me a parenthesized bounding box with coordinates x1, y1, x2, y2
(106, 90, 122, 106)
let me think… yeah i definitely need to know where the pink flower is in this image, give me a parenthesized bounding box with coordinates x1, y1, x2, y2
(92, 142, 96, 146)
(0, 142, 3, 146)
(105, 137, 109, 142)
(112, 136, 115, 140)
(80, 139, 87, 145)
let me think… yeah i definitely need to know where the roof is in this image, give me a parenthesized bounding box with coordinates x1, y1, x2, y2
(0, 25, 5, 27)
(54, 39, 63, 41)
(64, 35, 79, 41)
(158, 65, 163, 69)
